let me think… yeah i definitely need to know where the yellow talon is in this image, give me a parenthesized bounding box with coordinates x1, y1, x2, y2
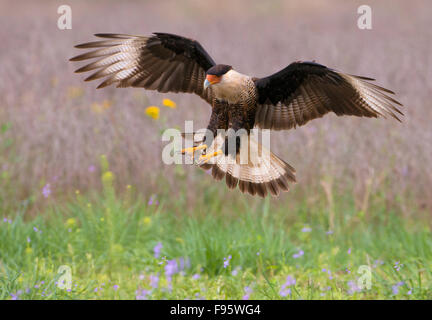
(198, 150, 223, 163)
(181, 144, 207, 155)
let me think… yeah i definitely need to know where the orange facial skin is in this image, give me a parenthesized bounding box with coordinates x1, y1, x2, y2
(206, 74, 221, 85)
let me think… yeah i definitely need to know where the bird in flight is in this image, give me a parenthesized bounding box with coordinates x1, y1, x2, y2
(70, 33, 403, 197)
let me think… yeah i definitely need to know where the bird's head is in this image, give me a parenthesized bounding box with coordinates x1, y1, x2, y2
(204, 64, 233, 89)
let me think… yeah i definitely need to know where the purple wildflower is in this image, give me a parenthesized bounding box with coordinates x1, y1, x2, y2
(153, 242, 162, 259)
(394, 261, 403, 271)
(373, 259, 384, 268)
(347, 280, 361, 295)
(33, 226, 38, 232)
(27, 237, 31, 243)
(231, 266, 241, 276)
(301, 227, 312, 233)
(285, 275, 296, 286)
(42, 183, 51, 198)
(223, 255, 232, 268)
(392, 285, 400, 295)
(279, 275, 296, 297)
(326, 230, 334, 235)
(195, 293, 205, 300)
(293, 250, 304, 259)
(148, 195, 159, 205)
(347, 248, 351, 254)
(88, 165, 96, 173)
(242, 286, 253, 300)
(322, 268, 333, 279)
(179, 257, 185, 271)
(136, 289, 151, 300)
(149, 275, 159, 289)
(113, 285, 119, 291)
(165, 259, 178, 278)
(280, 288, 291, 297)
(392, 281, 404, 294)
(192, 273, 200, 280)
(279, 276, 296, 297)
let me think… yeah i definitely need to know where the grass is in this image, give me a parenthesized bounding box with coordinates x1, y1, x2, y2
(1, 166, 431, 300)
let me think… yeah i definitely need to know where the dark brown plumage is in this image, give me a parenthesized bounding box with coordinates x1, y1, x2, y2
(70, 33, 403, 198)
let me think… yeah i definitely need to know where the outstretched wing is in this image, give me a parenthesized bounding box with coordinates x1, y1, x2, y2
(70, 33, 216, 103)
(254, 61, 403, 130)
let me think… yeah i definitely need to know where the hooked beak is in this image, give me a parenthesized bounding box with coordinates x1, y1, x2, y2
(204, 74, 221, 89)
(203, 79, 211, 89)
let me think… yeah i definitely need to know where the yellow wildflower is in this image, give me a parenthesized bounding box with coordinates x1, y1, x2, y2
(91, 102, 104, 114)
(51, 77, 59, 87)
(142, 216, 152, 226)
(145, 106, 160, 120)
(97, 273, 109, 283)
(66, 218, 76, 228)
(162, 98, 176, 109)
(102, 171, 114, 184)
(25, 247, 33, 255)
(102, 99, 112, 110)
(67, 86, 84, 99)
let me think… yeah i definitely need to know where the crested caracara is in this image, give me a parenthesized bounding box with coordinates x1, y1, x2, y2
(70, 33, 403, 197)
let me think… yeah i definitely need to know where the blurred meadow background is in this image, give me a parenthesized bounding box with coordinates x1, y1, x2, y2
(0, 0, 431, 300)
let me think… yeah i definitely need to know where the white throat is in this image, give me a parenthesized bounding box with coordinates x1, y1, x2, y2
(212, 70, 249, 104)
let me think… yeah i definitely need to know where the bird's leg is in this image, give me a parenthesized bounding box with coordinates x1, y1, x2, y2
(180, 144, 207, 155)
(198, 150, 223, 164)
(196, 100, 227, 164)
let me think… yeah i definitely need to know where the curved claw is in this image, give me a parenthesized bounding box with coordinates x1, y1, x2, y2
(198, 150, 223, 164)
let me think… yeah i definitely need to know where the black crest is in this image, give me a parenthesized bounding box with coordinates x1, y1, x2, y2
(206, 64, 232, 76)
